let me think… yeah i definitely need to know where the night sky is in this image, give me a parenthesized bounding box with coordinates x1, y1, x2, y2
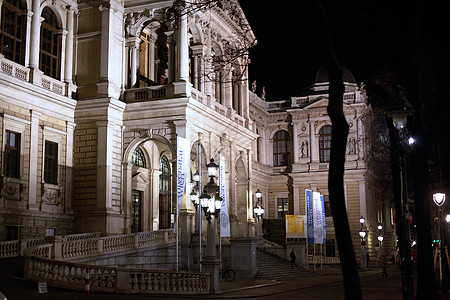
(238, 1, 425, 101)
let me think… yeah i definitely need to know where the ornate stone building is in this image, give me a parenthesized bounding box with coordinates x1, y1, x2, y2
(0, 0, 393, 274)
(250, 67, 395, 260)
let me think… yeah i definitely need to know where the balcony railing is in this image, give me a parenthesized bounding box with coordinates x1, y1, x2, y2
(0, 55, 74, 97)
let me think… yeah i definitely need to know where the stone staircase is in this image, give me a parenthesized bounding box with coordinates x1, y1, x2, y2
(255, 248, 314, 280)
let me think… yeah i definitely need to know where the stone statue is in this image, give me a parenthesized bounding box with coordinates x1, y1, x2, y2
(348, 137, 356, 154)
(261, 87, 266, 100)
(252, 80, 257, 93)
(301, 141, 309, 158)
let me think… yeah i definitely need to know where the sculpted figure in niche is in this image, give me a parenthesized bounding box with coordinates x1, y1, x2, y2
(301, 141, 309, 158)
(252, 80, 257, 93)
(348, 137, 357, 154)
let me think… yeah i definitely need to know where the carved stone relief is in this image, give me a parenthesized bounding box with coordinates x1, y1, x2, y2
(0, 178, 24, 201)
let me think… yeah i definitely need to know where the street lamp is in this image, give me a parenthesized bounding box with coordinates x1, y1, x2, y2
(199, 158, 221, 293)
(433, 191, 447, 291)
(254, 189, 265, 220)
(386, 84, 415, 299)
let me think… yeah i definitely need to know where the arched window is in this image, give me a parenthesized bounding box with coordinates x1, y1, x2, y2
(132, 147, 146, 167)
(159, 155, 172, 229)
(319, 125, 332, 162)
(0, 0, 26, 64)
(273, 130, 291, 167)
(40, 8, 60, 79)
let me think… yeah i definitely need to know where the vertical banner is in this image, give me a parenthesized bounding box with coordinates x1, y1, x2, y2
(313, 191, 325, 245)
(306, 189, 314, 244)
(219, 153, 231, 237)
(174, 136, 190, 233)
(320, 195, 326, 245)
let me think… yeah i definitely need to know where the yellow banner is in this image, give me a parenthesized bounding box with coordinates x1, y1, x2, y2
(285, 215, 306, 238)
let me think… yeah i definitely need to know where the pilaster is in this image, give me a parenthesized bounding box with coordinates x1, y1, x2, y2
(28, 110, 41, 210)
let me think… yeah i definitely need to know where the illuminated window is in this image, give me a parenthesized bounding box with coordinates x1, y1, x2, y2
(132, 147, 146, 167)
(40, 8, 60, 79)
(0, 0, 26, 64)
(273, 130, 291, 167)
(319, 125, 332, 162)
(277, 198, 288, 219)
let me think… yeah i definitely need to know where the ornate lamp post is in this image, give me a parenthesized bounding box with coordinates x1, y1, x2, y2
(199, 158, 222, 293)
(386, 85, 415, 300)
(254, 189, 265, 240)
(359, 216, 368, 270)
(433, 192, 447, 291)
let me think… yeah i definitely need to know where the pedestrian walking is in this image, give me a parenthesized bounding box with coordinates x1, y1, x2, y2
(381, 255, 388, 277)
(289, 249, 297, 267)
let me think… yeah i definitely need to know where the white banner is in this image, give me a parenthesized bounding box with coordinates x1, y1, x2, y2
(174, 136, 190, 233)
(313, 191, 325, 244)
(219, 153, 231, 237)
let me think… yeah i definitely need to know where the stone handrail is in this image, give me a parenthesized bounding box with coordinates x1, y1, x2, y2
(0, 240, 19, 257)
(0, 237, 47, 257)
(24, 256, 210, 294)
(0, 55, 29, 81)
(62, 232, 101, 241)
(306, 254, 341, 265)
(24, 244, 53, 259)
(56, 229, 179, 260)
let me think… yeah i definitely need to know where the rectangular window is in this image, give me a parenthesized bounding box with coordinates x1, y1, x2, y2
(44, 141, 58, 184)
(277, 198, 288, 219)
(326, 239, 336, 257)
(6, 226, 19, 241)
(4, 130, 20, 178)
(323, 195, 331, 217)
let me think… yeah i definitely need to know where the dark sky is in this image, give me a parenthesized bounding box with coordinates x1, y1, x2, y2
(238, 1, 405, 101)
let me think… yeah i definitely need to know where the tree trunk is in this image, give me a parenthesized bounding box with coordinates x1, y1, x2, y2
(314, 1, 362, 299)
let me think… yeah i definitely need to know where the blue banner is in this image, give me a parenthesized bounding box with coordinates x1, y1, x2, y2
(306, 189, 314, 244)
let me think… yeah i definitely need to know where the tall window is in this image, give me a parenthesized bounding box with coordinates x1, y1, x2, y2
(132, 147, 146, 167)
(319, 125, 332, 163)
(4, 130, 20, 178)
(0, 0, 26, 64)
(159, 155, 171, 229)
(40, 8, 60, 79)
(131, 190, 142, 233)
(277, 198, 288, 219)
(323, 195, 331, 217)
(273, 130, 291, 167)
(44, 141, 58, 184)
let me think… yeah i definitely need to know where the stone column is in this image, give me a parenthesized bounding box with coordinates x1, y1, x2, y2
(149, 31, 157, 82)
(127, 37, 140, 88)
(224, 67, 232, 108)
(176, 3, 189, 82)
(242, 68, 250, 126)
(28, 110, 41, 211)
(310, 122, 319, 163)
(64, 8, 75, 83)
(121, 161, 132, 231)
(24, 10, 33, 67)
(204, 28, 213, 97)
(165, 31, 175, 83)
(229, 141, 236, 217)
(191, 44, 205, 91)
(96, 121, 114, 210)
(151, 169, 162, 230)
(293, 122, 299, 164)
(29, 0, 40, 69)
(59, 29, 67, 82)
(64, 121, 75, 213)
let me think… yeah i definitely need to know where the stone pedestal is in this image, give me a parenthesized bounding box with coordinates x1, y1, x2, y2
(188, 233, 205, 272)
(201, 257, 221, 293)
(230, 237, 257, 278)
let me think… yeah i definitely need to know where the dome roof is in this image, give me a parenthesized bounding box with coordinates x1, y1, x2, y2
(315, 66, 356, 83)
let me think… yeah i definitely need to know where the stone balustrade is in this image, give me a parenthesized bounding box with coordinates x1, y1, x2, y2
(0, 240, 19, 257)
(0, 55, 74, 97)
(24, 256, 210, 294)
(306, 254, 341, 265)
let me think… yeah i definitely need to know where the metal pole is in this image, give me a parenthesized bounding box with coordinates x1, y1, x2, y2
(198, 142, 202, 272)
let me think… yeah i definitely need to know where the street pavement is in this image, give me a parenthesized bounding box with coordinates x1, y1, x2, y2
(0, 257, 416, 300)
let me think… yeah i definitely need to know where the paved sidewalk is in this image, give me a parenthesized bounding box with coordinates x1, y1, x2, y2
(0, 257, 403, 299)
